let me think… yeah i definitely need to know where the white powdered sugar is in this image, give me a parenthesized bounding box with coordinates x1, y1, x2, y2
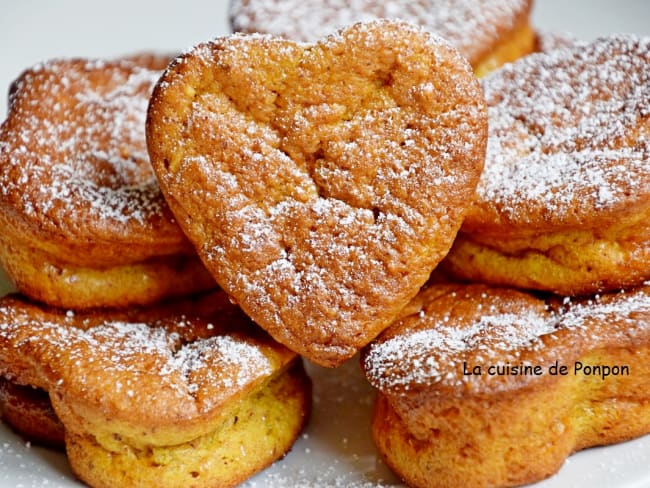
(167, 335, 273, 393)
(364, 286, 650, 391)
(560, 289, 650, 331)
(0, 59, 168, 232)
(0, 306, 273, 413)
(364, 307, 554, 389)
(230, 0, 529, 63)
(476, 35, 650, 225)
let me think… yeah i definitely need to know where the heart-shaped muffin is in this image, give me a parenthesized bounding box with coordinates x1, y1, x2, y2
(362, 282, 650, 488)
(0, 291, 310, 488)
(147, 20, 487, 367)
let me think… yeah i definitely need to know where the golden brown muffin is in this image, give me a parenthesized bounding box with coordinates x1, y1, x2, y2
(0, 57, 215, 309)
(146, 20, 487, 367)
(0, 291, 311, 488)
(0, 378, 65, 449)
(442, 35, 650, 296)
(362, 282, 650, 488)
(229, 0, 536, 76)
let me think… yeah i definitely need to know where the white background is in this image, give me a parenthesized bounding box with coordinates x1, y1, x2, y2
(0, 1, 649, 487)
(1, 0, 650, 117)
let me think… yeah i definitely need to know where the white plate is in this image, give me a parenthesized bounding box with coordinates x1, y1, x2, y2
(1, 1, 649, 487)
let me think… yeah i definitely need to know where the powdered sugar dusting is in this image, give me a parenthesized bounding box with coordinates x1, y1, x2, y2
(561, 289, 650, 331)
(475, 35, 650, 226)
(364, 307, 552, 389)
(0, 59, 169, 232)
(230, 0, 529, 63)
(364, 285, 650, 391)
(167, 335, 273, 393)
(0, 301, 274, 414)
(245, 471, 397, 488)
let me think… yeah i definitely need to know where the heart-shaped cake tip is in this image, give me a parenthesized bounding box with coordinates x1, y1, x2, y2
(146, 20, 487, 367)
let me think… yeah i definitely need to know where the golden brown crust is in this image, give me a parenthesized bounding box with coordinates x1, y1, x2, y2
(0, 229, 215, 309)
(472, 21, 536, 78)
(0, 378, 65, 449)
(373, 382, 650, 488)
(229, 0, 534, 70)
(444, 35, 650, 294)
(0, 291, 296, 438)
(147, 20, 487, 367)
(67, 360, 311, 488)
(0, 57, 215, 308)
(0, 291, 310, 487)
(442, 214, 650, 296)
(362, 283, 650, 488)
